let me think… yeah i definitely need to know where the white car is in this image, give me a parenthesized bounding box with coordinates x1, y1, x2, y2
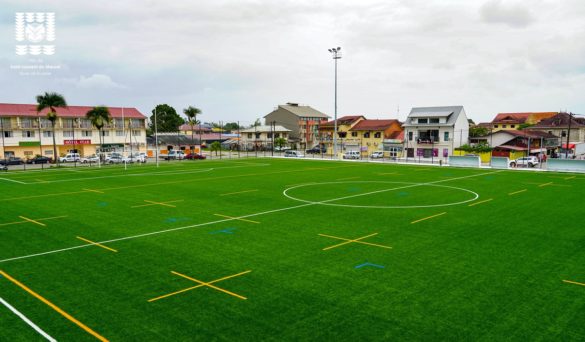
(59, 153, 81, 163)
(128, 153, 147, 163)
(164, 150, 185, 160)
(510, 156, 539, 168)
(370, 151, 384, 159)
(343, 151, 360, 159)
(284, 150, 304, 158)
(81, 154, 99, 163)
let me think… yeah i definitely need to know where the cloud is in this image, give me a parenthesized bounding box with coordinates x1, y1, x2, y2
(74, 74, 127, 89)
(479, 0, 535, 28)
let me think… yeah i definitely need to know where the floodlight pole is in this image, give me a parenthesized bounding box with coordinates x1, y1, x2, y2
(154, 107, 159, 168)
(329, 47, 342, 159)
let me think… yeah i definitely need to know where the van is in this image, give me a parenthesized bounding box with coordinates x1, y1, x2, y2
(165, 150, 185, 160)
(343, 151, 360, 159)
(284, 150, 304, 158)
(59, 153, 81, 162)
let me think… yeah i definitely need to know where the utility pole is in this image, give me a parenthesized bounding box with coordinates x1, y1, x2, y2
(566, 112, 573, 159)
(154, 107, 159, 168)
(328, 47, 342, 159)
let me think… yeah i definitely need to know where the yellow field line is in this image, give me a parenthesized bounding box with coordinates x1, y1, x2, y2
(35, 179, 48, 183)
(319, 233, 380, 251)
(35, 215, 68, 221)
(0, 190, 93, 202)
(0, 270, 109, 342)
(149, 270, 252, 302)
(214, 214, 260, 224)
(508, 189, 527, 196)
(565, 176, 576, 180)
(18, 216, 46, 227)
(76, 236, 118, 253)
(131, 200, 183, 208)
(172, 272, 247, 300)
(538, 182, 553, 187)
(0, 215, 66, 227)
(83, 188, 104, 194)
(411, 212, 447, 224)
(336, 176, 361, 181)
(0, 220, 28, 227)
(563, 280, 585, 287)
(468, 198, 493, 207)
(376, 172, 399, 176)
(219, 189, 259, 196)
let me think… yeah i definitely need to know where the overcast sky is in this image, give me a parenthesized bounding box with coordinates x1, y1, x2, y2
(1, 0, 584, 124)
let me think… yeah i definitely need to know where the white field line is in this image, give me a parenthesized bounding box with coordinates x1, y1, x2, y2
(0, 178, 27, 184)
(0, 297, 57, 342)
(0, 169, 500, 264)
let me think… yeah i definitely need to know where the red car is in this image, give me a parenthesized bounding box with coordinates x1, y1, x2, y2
(185, 153, 206, 160)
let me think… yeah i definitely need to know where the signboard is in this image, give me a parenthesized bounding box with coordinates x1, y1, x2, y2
(416, 148, 424, 156)
(19, 141, 40, 146)
(64, 139, 91, 145)
(384, 139, 402, 144)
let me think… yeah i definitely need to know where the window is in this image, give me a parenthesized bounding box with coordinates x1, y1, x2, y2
(351, 132, 358, 137)
(408, 131, 413, 141)
(374, 132, 381, 138)
(3, 131, 13, 138)
(511, 125, 515, 128)
(43, 131, 52, 138)
(79, 119, 92, 129)
(82, 130, 92, 137)
(247, 133, 252, 138)
(132, 130, 140, 136)
(494, 125, 498, 128)
(444, 132, 449, 141)
(115, 119, 124, 128)
(267, 133, 272, 138)
(275, 133, 280, 138)
(502, 125, 507, 128)
(63, 130, 73, 138)
(22, 130, 35, 138)
(363, 132, 370, 138)
(548, 131, 552, 134)
(255, 133, 261, 139)
(101, 130, 110, 137)
(418, 118, 428, 124)
(116, 130, 124, 137)
(45, 150, 53, 155)
(430, 118, 440, 124)
(24, 150, 33, 156)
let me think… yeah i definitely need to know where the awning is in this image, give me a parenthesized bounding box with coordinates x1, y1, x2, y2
(530, 148, 547, 153)
(562, 143, 576, 149)
(496, 145, 526, 151)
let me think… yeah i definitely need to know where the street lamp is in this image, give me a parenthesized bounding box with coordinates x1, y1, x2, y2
(328, 47, 342, 158)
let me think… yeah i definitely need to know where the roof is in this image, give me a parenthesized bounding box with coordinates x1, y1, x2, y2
(350, 119, 400, 131)
(403, 106, 465, 127)
(0, 103, 146, 119)
(266, 103, 329, 119)
(490, 130, 558, 139)
(240, 125, 291, 133)
(495, 145, 527, 151)
(320, 115, 365, 128)
(491, 112, 557, 125)
(178, 124, 213, 131)
(532, 112, 585, 128)
(387, 131, 404, 140)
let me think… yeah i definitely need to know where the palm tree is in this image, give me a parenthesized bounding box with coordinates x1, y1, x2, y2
(86, 106, 112, 160)
(36, 92, 67, 164)
(183, 106, 201, 153)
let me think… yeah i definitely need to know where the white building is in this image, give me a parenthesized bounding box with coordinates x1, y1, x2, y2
(402, 106, 469, 159)
(239, 125, 291, 150)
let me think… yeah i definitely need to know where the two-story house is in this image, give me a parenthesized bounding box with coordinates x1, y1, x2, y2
(239, 125, 291, 151)
(348, 119, 403, 157)
(402, 106, 469, 159)
(318, 116, 365, 155)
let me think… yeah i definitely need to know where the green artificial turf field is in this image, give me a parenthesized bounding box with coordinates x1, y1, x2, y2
(1, 158, 585, 341)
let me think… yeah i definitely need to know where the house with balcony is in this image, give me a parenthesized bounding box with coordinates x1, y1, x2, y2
(263, 103, 329, 149)
(348, 119, 403, 157)
(402, 106, 469, 159)
(0, 103, 147, 159)
(318, 116, 365, 155)
(239, 125, 290, 151)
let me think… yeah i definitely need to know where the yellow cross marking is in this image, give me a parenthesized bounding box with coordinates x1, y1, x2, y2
(468, 198, 493, 207)
(376, 172, 399, 176)
(76, 236, 118, 253)
(83, 188, 104, 194)
(318, 233, 392, 251)
(563, 280, 585, 287)
(131, 200, 183, 208)
(148, 270, 251, 302)
(411, 212, 447, 224)
(219, 189, 259, 196)
(538, 182, 553, 187)
(508, 189, 527, 196)
(214, 214, 260, 224)
(18, 216, 46, 227)
(565, 176, 576, 180)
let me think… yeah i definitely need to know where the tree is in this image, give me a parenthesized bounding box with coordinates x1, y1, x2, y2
(223, 122, 240, 132)
(86, 106, 112, 160)
(469, 126, 489, 137)
(149, 104, 184, 133)
(36, 92, 67, 164)
(183, 106, 202, 152)
(210, 141, 221, 156)
(517, 123, 534, 130)
(274, 137, 286, 148)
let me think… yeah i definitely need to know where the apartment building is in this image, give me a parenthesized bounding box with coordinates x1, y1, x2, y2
(0, 103, 147, 159)
(263, 103, 329, 149)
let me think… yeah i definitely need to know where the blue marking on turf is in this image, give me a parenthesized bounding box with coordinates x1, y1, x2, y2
(355, 262, 385, 269)
(209, 227, 237, 234)
(397, 192, 409, 197)
(165, 217, 190, 223)
(97, 202, 108, 207)
(348, 187, 361, 193)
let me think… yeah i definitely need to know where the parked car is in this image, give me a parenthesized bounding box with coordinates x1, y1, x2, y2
(59, 153, 81, 163)
(164, 150, 185, 160)
(370, 151, 384, 159)
(185, 153, 206, 160)
(509, 156, 539, 168)
(127, 153, 147, 163)
(284, 150, 304, 158)
(26, 156, 52, 164)
(107, 155, 133, 164)
(343, 151, 361, 159)
(274, 146, 291, 152)
(0, 157, 24, 165)
(81, 155, 99, 163)
(306, 146, 326, 154)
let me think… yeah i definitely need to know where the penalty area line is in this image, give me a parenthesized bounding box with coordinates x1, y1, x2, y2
(0, 297, 57, 342)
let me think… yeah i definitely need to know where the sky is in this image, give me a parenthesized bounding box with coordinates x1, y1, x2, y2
(1, 0, 584, 125)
